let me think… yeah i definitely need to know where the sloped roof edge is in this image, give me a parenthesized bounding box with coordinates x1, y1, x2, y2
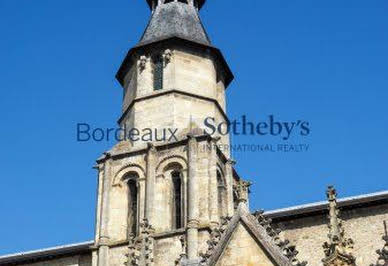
(206, 207, 291, 266)
(116, 36, 234, 89)
(264, 190, 388, 221)
(0, 241, 93, 265)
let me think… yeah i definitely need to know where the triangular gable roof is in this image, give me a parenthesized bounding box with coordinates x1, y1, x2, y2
(205, 206, 294, 266)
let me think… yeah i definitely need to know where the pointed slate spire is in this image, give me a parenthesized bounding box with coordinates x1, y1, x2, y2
(116, 0, 233, 89)
(322, 186, 356, 266)
(371, 221, 388, 266)
(138, 0, 211, 47)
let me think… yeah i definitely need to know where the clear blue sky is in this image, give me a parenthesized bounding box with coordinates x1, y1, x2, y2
(0, 0, 387, 255)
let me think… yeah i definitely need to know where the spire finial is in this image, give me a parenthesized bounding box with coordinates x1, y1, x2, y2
(146, 0, 206, 12)
(322, 186, 356, 266)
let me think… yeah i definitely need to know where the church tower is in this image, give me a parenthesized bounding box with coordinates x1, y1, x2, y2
(93, 1, 239, 265)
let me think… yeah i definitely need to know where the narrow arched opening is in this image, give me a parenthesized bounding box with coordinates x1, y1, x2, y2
(172, 171, 183, 229)
(217, 170, 226, 218)
(153, 54, 163, 91)
(126, 174, 139, 235)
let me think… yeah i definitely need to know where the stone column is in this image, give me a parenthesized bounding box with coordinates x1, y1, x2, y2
(145, 143, 157, 226)
(187, 134, 199, 260)
(98, 155, 112, 266)
(225, 159, 235, 217)
(208, 137, 219, 228)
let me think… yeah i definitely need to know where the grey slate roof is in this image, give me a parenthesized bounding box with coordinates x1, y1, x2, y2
(264, 190, 388, 221)
(138, 2, 211, 47)
(0, 241, 93, 265)
(116, 1, 234, 88)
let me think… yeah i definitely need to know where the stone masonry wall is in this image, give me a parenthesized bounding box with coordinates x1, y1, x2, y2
(216, 223, 274, 266)
(21, 254, 91, 266)
(273, 203, 388, 266)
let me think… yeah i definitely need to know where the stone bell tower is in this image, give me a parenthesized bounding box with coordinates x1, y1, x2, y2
(93, 1, 238, 265)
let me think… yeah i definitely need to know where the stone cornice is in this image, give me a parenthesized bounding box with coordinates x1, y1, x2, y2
(117, 88, 229, 125)
(96, 133, 233, 165)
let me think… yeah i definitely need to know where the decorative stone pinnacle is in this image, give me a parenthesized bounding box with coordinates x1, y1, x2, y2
(322, 186, 356, 266)
(370, 221, 388, 266)
(126, 219, 155, 266)
(233, 179, 251, 203)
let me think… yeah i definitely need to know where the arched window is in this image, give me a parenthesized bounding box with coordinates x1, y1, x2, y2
(127, 176, 138, 235)
(217, 170, 226, 217)
(172, 171, 183, 229)
(153, 55, 163, 91)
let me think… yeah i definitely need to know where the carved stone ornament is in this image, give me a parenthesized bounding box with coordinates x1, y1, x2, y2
(163, 49, 172, 66)
(138, 55, 147, 72)
(233, 179, 251, 203)
(126, 219, 155, 266)
(175, 235, 187, 265)
(199, 216, 232, 265)
(253, 210, 307, 266)
(370, 221, 388, 266)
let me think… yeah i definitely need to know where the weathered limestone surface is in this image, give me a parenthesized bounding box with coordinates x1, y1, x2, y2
(153, 234, 183, 266)
(275, 203, 388, 266)
(119, 46, 230, 150)
(107, 246, 127, 266)
(22, 254, 91, 266)
(216, 223, 274, 266)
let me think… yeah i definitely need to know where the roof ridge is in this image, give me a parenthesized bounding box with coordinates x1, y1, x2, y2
(264, 190, 388, 217)
(0, 241, 93, 262)
(202, 206, 303, 266)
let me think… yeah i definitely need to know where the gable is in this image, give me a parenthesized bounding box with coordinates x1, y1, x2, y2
(216, 222, 276, 266)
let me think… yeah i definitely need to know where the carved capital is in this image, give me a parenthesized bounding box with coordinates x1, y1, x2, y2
(233, 179, 251, 203)
(187, 219, 200, 229)
(98, 236, 110, 246)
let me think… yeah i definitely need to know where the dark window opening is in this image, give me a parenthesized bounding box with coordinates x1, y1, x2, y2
(172, 171, 182, 229)
(128, 179, 138, 235)
(217, 171, 225, 217)
(153, 56, 163, 91)
(233, 191, 238, 210)
(178, 0, 188, 3)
